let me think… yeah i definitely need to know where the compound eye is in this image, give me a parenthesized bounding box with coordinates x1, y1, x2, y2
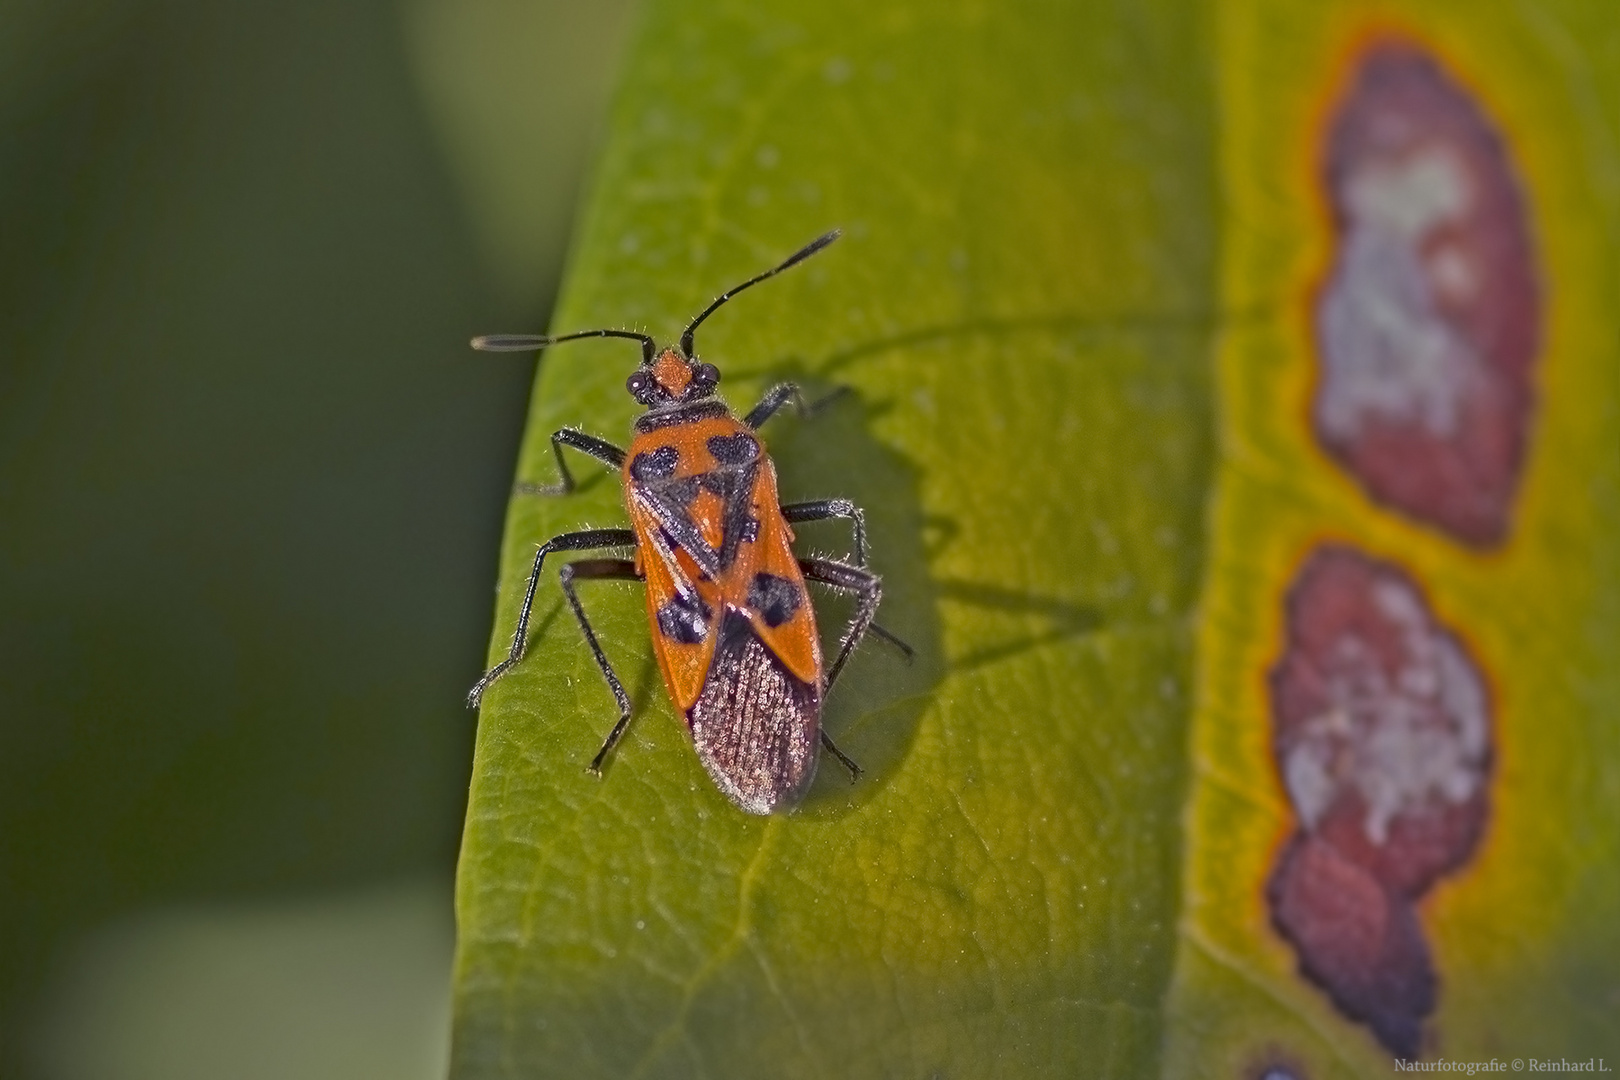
(693, 363, 720, 391)
(626, 370, 655, 401)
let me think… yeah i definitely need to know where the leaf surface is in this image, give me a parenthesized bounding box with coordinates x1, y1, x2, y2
(450, 0, 1620, 1076)
(452, 1, 1216, 1076)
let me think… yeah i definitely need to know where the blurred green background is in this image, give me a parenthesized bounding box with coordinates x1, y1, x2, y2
(0, 1, 635, 1075)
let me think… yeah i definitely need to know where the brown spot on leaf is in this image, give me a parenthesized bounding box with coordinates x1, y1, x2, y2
(1268, 544, 1491, 1057)
(1313, 42, 1539, 546)
(1269, 834, 1434, 1058)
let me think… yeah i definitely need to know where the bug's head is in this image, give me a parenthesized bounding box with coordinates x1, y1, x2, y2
(470, 231, 839, 414)
(626, 347, 720, 409)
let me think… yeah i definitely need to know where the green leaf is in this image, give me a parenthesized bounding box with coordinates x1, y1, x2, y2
(451, 1, 1216, 1076)
(451, 0, 1620, 1076)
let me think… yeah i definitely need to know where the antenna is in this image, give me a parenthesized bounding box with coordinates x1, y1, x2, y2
(679, 229, 840, 358)
(470, 328, 657, 366)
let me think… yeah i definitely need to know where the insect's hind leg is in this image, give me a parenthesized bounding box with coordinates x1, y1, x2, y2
(798, 556, 914, 782)
(516, 428, 628, 497)
(467, 527, 635, 709)
(799, 553, 913, 673)
(799, 557, 913, 691)
(555, 558, 645, 774)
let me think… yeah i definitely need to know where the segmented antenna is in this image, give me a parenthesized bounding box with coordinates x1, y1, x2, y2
(470, 328, 657, 365)
(679, 229, 841, 358)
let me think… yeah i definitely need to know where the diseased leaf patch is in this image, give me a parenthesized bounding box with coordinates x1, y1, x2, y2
(1267, 544, 1491, 1057)
(1314, 41, 1539, 547)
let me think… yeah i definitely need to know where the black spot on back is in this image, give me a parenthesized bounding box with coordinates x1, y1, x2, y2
(630, 444, 680, 481)
(748, 572, 803, 628)
(656, 591, 710, 645)
(707, 433, 759, 465)
(661, 475, 702, 509)
(700, 469, 742, 497)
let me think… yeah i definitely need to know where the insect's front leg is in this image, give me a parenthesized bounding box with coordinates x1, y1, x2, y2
(781, 498, 868, 566)
(517, 428, 628, 497)
(555, 558, 645, 774)
(467, 527, 636, 708)
(743, 382, 851, 430)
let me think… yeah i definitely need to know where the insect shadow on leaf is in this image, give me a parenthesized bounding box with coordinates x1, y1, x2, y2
(934, 579, 1105, 671)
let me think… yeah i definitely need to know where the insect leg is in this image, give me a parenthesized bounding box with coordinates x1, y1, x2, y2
(467, 527, 636, 708)
(819, 732, 863, 782)
(859, 620, 913, 659)
(800, 554, 913, 666)
(743, 383, 850, 429)
(519, 429, 629, 497)
(555, 558, 645, 774)
(798, 557, 916, 782)
(798, 557, 914, 691)
(780, 498, 867, 566)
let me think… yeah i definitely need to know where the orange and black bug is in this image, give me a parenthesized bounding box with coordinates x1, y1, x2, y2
(467, 231, 909, 814)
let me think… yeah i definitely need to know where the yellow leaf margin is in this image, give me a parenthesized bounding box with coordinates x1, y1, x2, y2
(1163, 1, 1620, 1075)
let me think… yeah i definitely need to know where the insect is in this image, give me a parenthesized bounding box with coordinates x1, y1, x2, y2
(467, 230, 908, 814)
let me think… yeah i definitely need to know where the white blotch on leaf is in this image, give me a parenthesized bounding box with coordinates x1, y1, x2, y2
(1283, 576, 1489, 845)
(1318, 146, 1486, 440)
